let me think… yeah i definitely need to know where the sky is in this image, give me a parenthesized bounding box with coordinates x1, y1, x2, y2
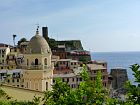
(1, 0, 140, 52)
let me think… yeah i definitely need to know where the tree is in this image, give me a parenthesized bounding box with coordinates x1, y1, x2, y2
(17, 38, 27, 47)
(125, 64, 140, 105)
(43, 64, 118, 105)
(43, 78, 71, 105)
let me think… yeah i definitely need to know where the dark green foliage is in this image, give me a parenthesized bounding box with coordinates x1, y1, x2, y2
(17, 38, 27, 47)
(125, 64, 140, 105)
(48, 38, 57, 49)
(43, 78, 71, 105)
(43, 64, 117, 105)
(130, 64, 140, 83)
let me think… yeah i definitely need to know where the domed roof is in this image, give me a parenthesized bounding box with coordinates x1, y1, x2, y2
(27, 30, 51, 54)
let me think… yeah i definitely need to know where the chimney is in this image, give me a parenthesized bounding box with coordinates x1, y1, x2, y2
(42, 27, 48, 41)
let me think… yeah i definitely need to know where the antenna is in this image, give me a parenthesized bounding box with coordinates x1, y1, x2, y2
(35, 23, 39, 35)
(35, 23, 39, 29)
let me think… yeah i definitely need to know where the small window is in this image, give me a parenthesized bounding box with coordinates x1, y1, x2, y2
(44, 58, 47, 65)
(1, 67, 3, 69)
(53, 79, 55, 83)
(27, 59, 29, 66)
(67, 78, 69, 83)
(17, 79, 19, 82)
(104, 82, 106, 87)
(79, 77, 82, 81)
(62, 78, 65, 82)
(77, 78, 78, 82)
(72, 78, 74, 82)
(12, 79, 14, 83)
(7, 79, 10, 83)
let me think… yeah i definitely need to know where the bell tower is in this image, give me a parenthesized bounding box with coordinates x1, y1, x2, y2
(23, 27, 53, 91)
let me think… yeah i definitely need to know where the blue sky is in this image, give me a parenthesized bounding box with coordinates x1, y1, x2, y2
(1, 0, 140, 52)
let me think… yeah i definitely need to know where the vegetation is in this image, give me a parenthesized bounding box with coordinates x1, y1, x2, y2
(48, 38, 57, 49)
(0, 64, 140, 104)
(17, 37, 27, 47)
(124, 64, 140, 105)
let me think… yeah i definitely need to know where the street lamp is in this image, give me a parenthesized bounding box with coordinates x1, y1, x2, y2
(13, 34, 17, 47)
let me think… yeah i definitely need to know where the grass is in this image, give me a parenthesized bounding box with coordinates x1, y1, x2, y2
(1, 86, 44, 101)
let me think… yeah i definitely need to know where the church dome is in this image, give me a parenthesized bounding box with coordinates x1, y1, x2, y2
(27, 29, 51, 54)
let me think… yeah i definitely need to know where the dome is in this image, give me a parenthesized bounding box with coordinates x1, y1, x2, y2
(27, 31, 51, 54)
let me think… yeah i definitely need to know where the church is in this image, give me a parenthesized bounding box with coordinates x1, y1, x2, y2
(0, 27, 53, 92)
(22, 27, 53, 91)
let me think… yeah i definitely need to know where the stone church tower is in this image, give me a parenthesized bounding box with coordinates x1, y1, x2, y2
(23, 27, 53, 91)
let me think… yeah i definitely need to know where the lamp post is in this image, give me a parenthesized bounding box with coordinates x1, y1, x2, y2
(13, 34, 17, 47)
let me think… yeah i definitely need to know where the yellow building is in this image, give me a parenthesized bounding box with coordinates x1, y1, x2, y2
(22, 28, 53, 91)
(0, 44, 10, 64)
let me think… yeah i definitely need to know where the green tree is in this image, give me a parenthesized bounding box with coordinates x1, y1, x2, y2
(43, 78, 71, 105)
(43, 64, 118, 105)
(125, 64, 140, 105)
(17, 38, 27, 47)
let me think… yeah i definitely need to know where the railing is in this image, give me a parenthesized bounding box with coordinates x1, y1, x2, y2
(21, 65, 54, 70)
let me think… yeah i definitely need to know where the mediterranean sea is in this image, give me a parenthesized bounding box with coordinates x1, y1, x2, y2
(91, 52, 140, 85)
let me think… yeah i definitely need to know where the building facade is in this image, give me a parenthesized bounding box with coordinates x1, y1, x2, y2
(22, 28, 53, 91)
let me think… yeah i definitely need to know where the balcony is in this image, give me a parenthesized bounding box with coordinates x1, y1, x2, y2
(21, 65, 53, 70)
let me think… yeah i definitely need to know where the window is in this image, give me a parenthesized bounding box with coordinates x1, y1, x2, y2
(35, 58, 38, 65)
(12, 79, 14, 83)
(79, 77, 82, 81)
(53, 79, 55, 83)
(77, 78, 78, 82)
(72, 78, 74, 82)
(104, 82, 106, 87)
(46, 82, 48, 90)
(27, 82, 28, 88)
(17, 79, 19, 82)
(1, 67, 3, 69)
(44, 58, 47, 65)
(27, 59, 29, 66)
(7, 79, 10, 83)
(67, 78, 69, 83)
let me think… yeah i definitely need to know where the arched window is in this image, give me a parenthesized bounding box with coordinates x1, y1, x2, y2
(44, 58, 47, 65)
(27, 59, 29, 66)
(35, 58, 38, 65)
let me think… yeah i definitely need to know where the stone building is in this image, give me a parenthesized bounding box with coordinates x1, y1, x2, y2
(22, 28, 53, 91)
(0, 43, 10, 65)
(110, 68, 128, 89)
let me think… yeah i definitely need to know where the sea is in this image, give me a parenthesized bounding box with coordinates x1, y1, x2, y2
(91, 52, 140, 85)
